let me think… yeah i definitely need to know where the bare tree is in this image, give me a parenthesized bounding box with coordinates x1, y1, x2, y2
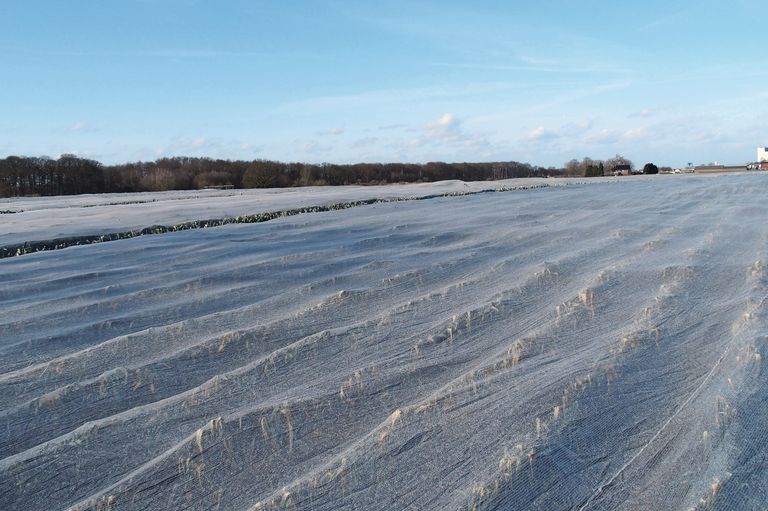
(604, 154, 633, 173)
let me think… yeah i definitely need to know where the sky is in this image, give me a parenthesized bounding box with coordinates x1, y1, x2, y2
(0, 0, 765, 167)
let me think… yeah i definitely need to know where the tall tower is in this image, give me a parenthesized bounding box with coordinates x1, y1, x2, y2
(759, 147, 768, 163)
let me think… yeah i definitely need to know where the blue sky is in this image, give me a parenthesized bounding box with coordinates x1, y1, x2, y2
(0, 0, 765, 167)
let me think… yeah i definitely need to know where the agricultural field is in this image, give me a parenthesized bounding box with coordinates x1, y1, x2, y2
(0, 178, 584, 253)
(1, 173, 767, 510)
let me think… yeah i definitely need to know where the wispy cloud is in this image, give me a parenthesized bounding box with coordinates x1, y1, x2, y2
(275, 82, 532, 114)
(68, 121, 100, 133)
(351, 137, 378, 148)
(523, 127, 554, 142)
(391, 113, 495, 157)
(583, 128, 622, 145)
(425, 113, 460, 132)
(144, 136, 263, 160)
(152, 137, 209, 156)
(295, 139, 333, 156)
(636, 8, 692, 31)
(408, 112, 463, 147)
(376, 123, 408, 131)
(430, 61, 633, 75)
(628, 109, 656, 118)
(471, 80, 632, 126)
(623, 127, 654, 141)
(521, 120, 593, 144)
(318, 127, 344, 136)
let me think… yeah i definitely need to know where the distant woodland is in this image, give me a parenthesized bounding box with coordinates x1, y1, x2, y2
(0, 155, 568, 197)
(0, 154, 651, 198)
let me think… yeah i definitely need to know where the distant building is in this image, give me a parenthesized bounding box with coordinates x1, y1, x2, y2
(759, 147, 768, 169)
(612, 164, 632, 176)
(694, 165, 748, 174)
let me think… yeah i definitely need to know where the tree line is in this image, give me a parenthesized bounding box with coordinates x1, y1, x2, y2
(564, 155, 667, 176)
(0, 155, 563, 197)
(564, 155, 635, 177)
(0, 153, 666, 198)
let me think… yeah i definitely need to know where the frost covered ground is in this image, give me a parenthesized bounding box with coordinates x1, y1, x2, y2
(2, 173, 768, 510)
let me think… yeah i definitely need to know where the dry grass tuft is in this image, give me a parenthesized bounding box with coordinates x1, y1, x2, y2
(280, 488, 293, 508)
(260, 416, 270, 442)
(578, 288, 594, 308)
(498, 444, 528, 479)
(715, 396, 737, 431)
(378, 409, 403, 446)
(194, 416, 223, 454)
(280, 407, 294, 451)
(194, 463, 206, 483)
(93, 495, 116, 511)
(500, 340, 525, 369)
(37, 392, 61, 409)
(178, 457, 206, 486)
(498, 449, 515, 474)
(216, 332, 237, 353)
(339, 370, 364, 402)
(710, 477, 721, 499)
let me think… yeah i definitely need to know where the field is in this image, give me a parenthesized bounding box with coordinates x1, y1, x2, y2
(2, 173, 767, 510)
